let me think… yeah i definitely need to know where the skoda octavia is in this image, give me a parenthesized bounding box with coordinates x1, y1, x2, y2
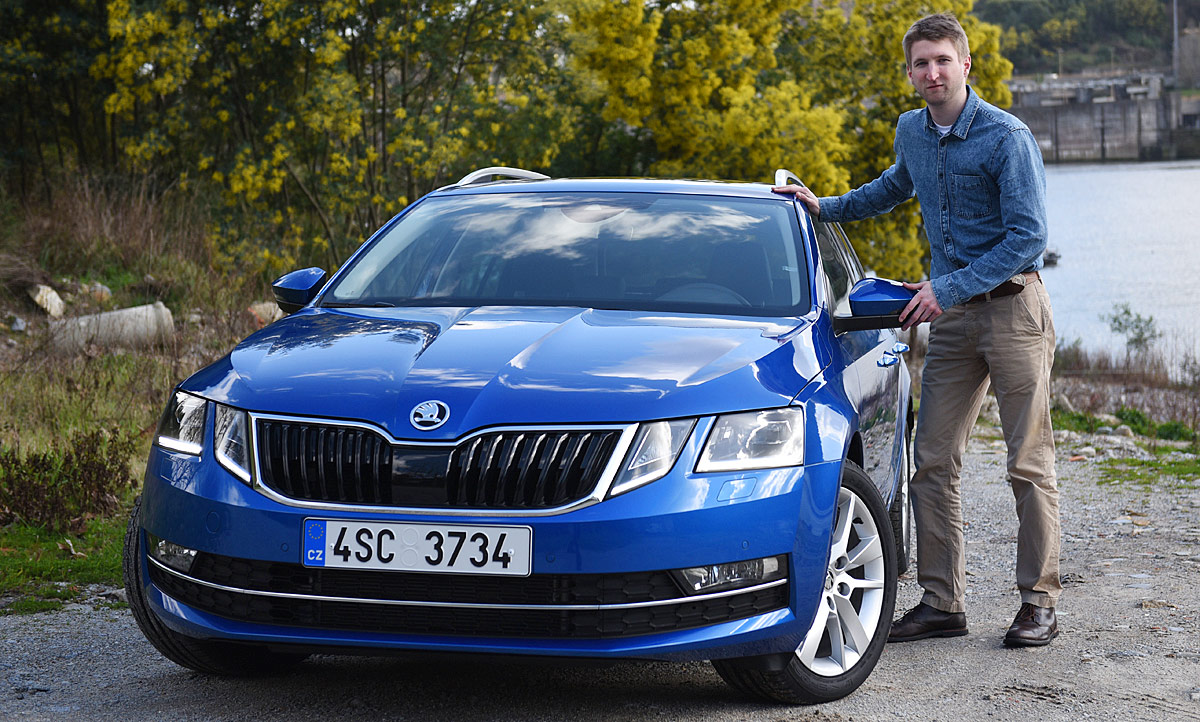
(125, 167, 914, 704)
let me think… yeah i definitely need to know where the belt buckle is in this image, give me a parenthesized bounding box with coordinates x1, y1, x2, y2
(1009, 273, 1028, 288)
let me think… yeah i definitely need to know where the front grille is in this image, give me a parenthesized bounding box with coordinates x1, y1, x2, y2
(256, 419, 622, 509)
(149, 552, 789, 640)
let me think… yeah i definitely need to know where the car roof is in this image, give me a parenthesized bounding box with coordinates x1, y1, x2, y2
(432, 177, 795, 201)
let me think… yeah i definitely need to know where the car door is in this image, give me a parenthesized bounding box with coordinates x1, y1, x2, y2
(813, 221, 903, 499)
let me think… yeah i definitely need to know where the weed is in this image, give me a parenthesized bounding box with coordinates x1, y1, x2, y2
(4, 599, 64, 614)
(1099, 457, 1200, 490)
(0, 428, 138, 532)
(1052, 408, 1098, 433)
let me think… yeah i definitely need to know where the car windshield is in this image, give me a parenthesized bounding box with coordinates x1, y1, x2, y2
(321, 192, 811, 316)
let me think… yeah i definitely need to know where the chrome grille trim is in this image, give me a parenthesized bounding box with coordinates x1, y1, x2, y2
(247, 412, 639, 517)
(149, 557, 789, 612)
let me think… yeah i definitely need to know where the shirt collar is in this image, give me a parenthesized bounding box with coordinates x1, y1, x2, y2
(924, 85, 980, 139)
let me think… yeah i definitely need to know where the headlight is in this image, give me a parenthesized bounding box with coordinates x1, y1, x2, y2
(609, 419, 695, 497)
(696, 407, 804, 472)
(155, 391, 207, 455)
(214, 403, 252, 483)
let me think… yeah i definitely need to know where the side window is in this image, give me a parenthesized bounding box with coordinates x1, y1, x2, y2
(813, 222, 852, 315)
(831, 224, 865, 282)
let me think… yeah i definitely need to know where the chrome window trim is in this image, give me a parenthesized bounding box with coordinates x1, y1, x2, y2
(247, 411, 641, 517)
(149, 556, 787, 612)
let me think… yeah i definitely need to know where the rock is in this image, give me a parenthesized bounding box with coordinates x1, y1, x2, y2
(1077, 446, 1097, 459)
(102, 588, 128, 604)
(1096, 413, 1122, 426)
(1137, 599, 1176, 609)
(1190, 688, 1200, 702)
(1115, 424, 1134, 437)
(247, 301, 284, 327)
(1107, 650, 1148, 658)
(9, 315, 26, 333)
(1054, 429, 1081, 444)
(86, 282, 112, 303)
(977, 395, 1001, 425)
(1095, 426, 1114, 435)
(1053, 392, 1076, 414)
(27, 284, 65, 318)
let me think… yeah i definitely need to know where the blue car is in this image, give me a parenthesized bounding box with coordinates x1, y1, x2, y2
(125, 167, 914, 704)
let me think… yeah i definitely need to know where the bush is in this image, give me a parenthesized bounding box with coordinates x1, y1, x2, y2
(0, 429, 138, 532)
(1155, 420, 1196, 442)
(1115, 407, 1154, 436)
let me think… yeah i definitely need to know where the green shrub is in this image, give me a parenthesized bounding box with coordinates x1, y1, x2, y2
(1155, 420, 1196, 442)
(0, 429, 138, 532)
(1115, 407, 1154, 436)
(1052, 408, 1096, 433)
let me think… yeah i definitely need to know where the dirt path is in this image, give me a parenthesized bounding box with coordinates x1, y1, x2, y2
(2, 426, 1199, 721)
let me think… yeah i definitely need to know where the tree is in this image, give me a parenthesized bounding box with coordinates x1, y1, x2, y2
(101, 0, 576, 275)
(0, 1, 116, 202)
(776, 1, 1011, 280)
(559, 0, 850, 191)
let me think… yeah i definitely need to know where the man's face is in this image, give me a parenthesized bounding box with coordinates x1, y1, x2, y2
(907, 38, 971, 110)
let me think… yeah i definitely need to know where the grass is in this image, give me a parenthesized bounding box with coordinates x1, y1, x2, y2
(1099, 456, 1200, 491)
(0, 505, 132, 614)
(0, 353, 177, 453)
(0, 175, 265, 614)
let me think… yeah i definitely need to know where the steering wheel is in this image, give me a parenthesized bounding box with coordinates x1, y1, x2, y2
(656, 282, 752, 306)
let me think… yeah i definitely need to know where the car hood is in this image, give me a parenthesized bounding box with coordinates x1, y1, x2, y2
(184, 306, 826, 440)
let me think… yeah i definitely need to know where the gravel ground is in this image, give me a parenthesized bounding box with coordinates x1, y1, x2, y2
(3, 424, 1199, 722)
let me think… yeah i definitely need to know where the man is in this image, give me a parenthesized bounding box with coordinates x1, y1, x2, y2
(774, 12, 1060, 647)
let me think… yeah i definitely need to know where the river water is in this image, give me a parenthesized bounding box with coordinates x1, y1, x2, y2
(1041, 159, 1200, 362)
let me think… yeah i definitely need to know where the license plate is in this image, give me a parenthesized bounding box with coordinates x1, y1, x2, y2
(302, 519, 532, 576)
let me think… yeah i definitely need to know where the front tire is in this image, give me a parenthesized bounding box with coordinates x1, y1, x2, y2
(123, 497, 308, 676)
(713, 461, 897, 704)
(890, 437, 913, 575)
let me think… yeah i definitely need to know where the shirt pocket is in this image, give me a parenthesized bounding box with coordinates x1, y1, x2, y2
(949, 173, 994, 220)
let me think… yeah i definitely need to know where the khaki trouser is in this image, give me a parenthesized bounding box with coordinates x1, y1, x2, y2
(911, 280, 1061, 613)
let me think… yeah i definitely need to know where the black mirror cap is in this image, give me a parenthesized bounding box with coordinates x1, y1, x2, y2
(272, 267, 328, 314)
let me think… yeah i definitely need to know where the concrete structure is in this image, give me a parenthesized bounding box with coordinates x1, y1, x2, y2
(1005, 69, 1200, 162)
(1182, 26, 1200, 89)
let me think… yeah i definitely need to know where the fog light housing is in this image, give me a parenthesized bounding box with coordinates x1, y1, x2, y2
(148, 534, 198, 573)
(672, 555, 787, 595)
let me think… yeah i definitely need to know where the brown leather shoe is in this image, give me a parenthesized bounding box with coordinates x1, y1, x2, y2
(888, 602, 968, 643)
(1004, 603, 1058, 647)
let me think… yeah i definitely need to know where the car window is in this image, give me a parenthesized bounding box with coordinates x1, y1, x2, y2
(830, 224, 865, 281)
(323, 192, 812, 317)
(813, 222, 854, 315)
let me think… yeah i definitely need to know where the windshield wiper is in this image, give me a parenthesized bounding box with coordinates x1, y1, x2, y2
(322, 301, 396, 308)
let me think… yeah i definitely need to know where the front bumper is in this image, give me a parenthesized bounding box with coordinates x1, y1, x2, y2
(136, 442, 841, 662)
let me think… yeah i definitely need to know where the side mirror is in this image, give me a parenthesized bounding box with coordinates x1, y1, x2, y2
(272, 267, 328, 314)
(832, 277, 915, 333)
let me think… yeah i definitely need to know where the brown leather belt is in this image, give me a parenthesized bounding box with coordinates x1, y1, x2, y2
(967, 271, 1040, 303)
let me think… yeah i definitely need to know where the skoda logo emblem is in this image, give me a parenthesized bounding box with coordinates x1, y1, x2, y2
(410, 400, 450, 431)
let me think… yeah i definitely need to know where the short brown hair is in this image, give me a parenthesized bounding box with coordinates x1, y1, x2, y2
(903, 13, 970, 66)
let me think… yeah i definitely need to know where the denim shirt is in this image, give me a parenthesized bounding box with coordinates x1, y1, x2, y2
(818, 86, 1047, 309)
